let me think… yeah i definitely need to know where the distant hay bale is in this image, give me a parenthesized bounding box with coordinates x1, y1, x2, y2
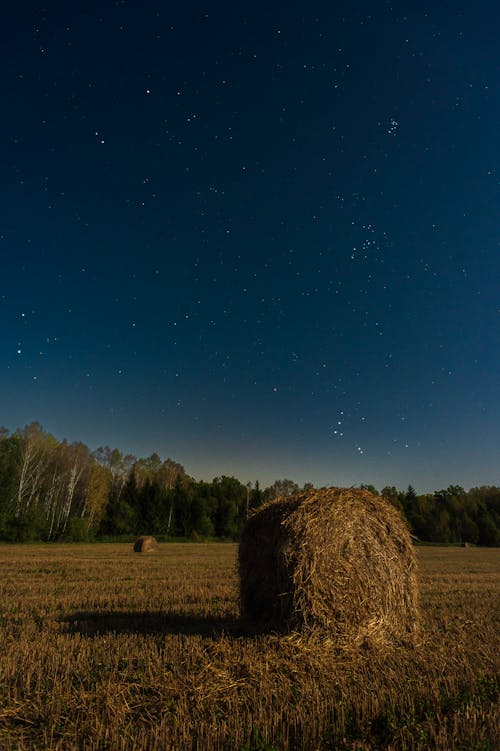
(238, 487, 419, 645)
(133, 535, 158, 553)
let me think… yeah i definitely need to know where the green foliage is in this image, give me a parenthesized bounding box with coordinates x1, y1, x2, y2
(0, 432, 21, 514)
(360, 483, 379, 495)
(1, 423, 500, 545)
(66, 517, 94, 542)
(98, 490, 137, 536)
(2, 506, 49, 542)
(263, 478, 300, 501)
(381, 485, 404, 512)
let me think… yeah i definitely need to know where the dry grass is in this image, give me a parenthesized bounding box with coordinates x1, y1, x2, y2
(239, 488, 419, 645)
(133, 536, 159, 553)
(0, 542, 498, 750)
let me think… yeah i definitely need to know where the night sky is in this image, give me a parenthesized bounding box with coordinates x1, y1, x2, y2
(1, 2, 498, 491)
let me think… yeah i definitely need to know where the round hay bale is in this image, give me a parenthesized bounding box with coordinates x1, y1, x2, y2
(238, 487, 419, 645)
(133, 535, 158, 553)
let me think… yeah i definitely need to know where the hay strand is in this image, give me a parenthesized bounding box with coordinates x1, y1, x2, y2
(133, 535, 158, 553)
(238, 487, 419, 645)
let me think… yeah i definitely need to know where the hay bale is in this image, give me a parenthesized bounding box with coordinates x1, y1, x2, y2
(238, 487, 419, 645)
(133, 535, 158, 553)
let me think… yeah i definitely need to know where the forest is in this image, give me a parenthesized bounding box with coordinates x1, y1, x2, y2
(0, 423, 498, 545)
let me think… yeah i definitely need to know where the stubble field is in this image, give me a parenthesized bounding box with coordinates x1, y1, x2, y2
(0, 542, 498, 750)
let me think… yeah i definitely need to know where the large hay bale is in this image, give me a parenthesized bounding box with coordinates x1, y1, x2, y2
(133, 535, 158, 553)
(238, 487, 419, 644)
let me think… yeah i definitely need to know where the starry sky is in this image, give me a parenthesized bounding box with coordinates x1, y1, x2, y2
(1, 1, 498, 492)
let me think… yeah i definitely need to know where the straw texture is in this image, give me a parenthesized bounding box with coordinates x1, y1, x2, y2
(238, 487, 419, 645)
(133, 535, 158, 553)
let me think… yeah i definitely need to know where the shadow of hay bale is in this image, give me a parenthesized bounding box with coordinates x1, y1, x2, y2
(133, 535, 158, 553)
(61, 610, 246, 638)
(238, 487, 419, 646)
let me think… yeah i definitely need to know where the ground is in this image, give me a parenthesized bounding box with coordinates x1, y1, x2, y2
(0, 543, 498, 750)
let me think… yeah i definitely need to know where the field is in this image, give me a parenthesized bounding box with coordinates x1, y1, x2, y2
(0, 543, 498, 750)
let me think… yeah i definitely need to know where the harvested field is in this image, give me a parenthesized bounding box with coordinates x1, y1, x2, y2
(0, 542, 498, 750)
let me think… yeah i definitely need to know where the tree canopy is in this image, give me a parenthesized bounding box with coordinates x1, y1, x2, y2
(0, 424, 498, 545)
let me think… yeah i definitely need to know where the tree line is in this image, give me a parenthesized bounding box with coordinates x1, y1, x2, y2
(0, 423, 498, 545)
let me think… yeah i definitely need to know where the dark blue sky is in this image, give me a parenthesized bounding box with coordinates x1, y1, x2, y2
(1, 1, 498, 491)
